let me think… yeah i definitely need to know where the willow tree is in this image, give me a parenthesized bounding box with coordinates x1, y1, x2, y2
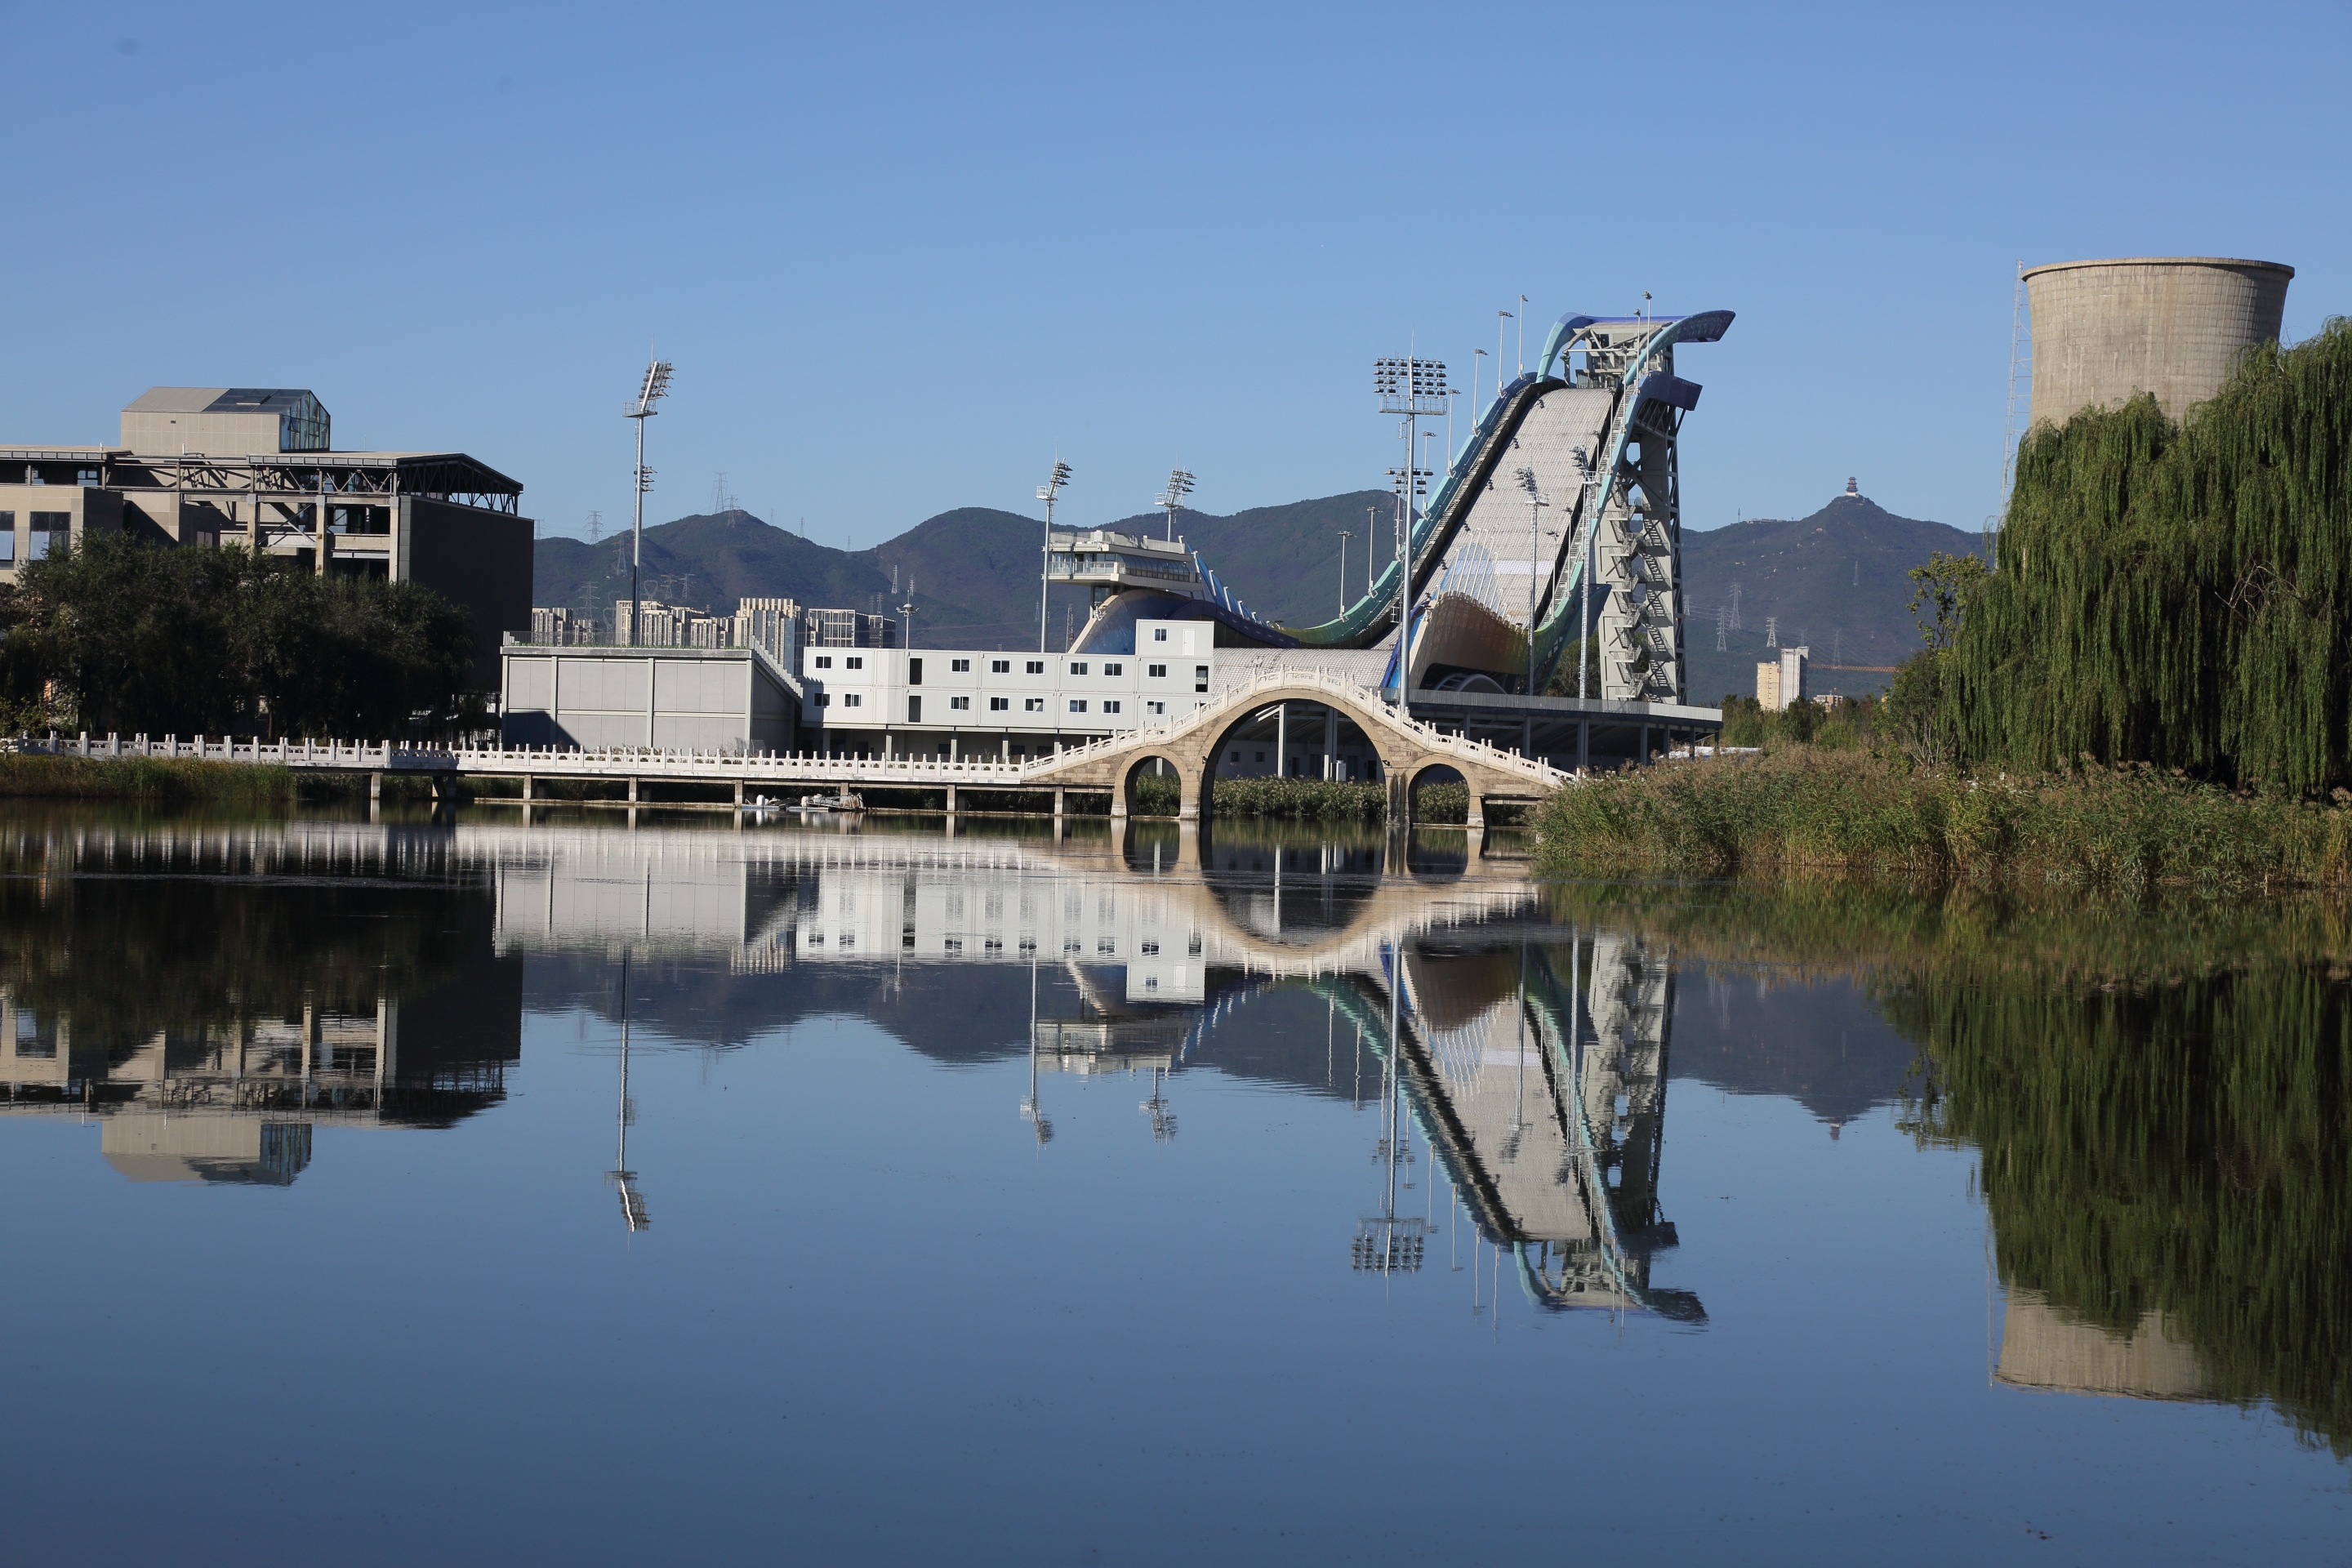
(1950, 317, 2352, 792)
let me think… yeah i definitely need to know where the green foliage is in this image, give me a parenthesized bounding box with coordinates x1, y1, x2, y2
(0, 534, 479, 740)
(1208, 777, 1387, 821)
(1905, 550, 1987, 650)
(1534, 747, 2352, 889)
(1953, 318, 2352, 791)
(1882, 650, 1950, 761)
(1717, 693, 1878, 752)
(1541, 633, 1601, 698)
(0, 754, 292, 801)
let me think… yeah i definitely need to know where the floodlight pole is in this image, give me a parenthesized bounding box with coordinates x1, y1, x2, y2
(624, 356, 674, 648)
(1374, 350, 1446, 728)
(1337, 529, 1352, 613)
(1036, 459, 1071, 654)
(1518, 467, 1547, 701)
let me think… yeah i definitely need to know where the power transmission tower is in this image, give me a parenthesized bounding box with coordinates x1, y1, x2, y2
(586, 509, 603, 542)
(1715, 605, 1727, 652)
(1729, 581, 1743, 631)
(1765, 616, 1779, 649)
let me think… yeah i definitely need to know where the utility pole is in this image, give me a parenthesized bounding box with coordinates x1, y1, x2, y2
(1337, 529, 1352, 613)
(624, 356, 675, 648)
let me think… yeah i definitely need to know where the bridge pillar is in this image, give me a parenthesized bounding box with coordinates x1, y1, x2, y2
(945, 784, 958, 814)
(733, 778, 744, 805)
(627, 777, 639, 804)
(1052, 788, 1065, 818)
(522, 775, 534, 802)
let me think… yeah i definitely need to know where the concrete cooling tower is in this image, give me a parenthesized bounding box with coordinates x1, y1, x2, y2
(2025, 256, 2293, 425)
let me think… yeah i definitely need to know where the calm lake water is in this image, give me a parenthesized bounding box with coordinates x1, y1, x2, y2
(2, 805, 2345, 1565)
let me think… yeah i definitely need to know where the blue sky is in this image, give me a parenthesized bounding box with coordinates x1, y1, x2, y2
(7, 1, 2345, 547)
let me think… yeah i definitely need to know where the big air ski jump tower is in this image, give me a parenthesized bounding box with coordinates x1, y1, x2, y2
(1054, 308, 1734, 713)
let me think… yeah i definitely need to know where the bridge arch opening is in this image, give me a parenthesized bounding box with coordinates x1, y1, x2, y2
(1205, 699, 1387, 786)
(1122, 754, 1186, 819)
(1407, 763, 1468, 826)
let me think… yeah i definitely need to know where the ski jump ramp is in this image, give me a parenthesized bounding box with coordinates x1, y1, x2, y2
(1063, 309, 1733, 708)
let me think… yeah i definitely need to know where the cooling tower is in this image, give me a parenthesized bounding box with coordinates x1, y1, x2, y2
(2024, 256, 2292, 425)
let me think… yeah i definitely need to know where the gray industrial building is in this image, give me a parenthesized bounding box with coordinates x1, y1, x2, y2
(2025, 257, 2293, 425)
(500, 644, 799, 751)
(1, 387, 532, 686)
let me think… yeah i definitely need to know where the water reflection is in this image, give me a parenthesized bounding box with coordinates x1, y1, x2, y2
(1542, 880, 2352, 1457)
(0, 821, 520, 1182)
(4, 812, 2346, 1457)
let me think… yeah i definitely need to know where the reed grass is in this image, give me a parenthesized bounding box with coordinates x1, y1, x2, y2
(1533, 747, 2352, 890)
(0, 753, 293, 802)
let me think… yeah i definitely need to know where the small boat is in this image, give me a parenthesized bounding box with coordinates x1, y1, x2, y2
(795, 792, 865, 813)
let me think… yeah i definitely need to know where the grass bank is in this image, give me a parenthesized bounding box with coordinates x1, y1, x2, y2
(0, 753, 294, 803)
(1534, 747, 2352, 890)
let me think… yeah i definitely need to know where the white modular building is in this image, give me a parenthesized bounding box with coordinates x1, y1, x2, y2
(799, 616, 1219, 760)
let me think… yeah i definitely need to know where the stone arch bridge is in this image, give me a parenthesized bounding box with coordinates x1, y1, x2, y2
(14, 667, 1722, 826)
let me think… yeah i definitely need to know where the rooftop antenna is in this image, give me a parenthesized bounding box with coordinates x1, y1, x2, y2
(1036, 457, 1071, 653)
(624, 352, 675, 647)
(899, 577, 917, 648)
(1156, 466, 1195, 542)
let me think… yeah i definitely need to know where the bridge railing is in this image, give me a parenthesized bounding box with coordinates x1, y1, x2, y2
(11, 670, 1571, 790)
(1028, 666, 1569, 790)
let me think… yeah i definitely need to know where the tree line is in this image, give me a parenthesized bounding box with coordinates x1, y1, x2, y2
(0, 533, 479, 739)
(1941, 316, 2352, 792)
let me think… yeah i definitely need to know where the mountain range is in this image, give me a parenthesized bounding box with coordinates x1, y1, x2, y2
(532, 488, 1980, 697)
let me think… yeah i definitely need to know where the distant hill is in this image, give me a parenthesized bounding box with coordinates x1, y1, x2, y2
(532, 492, 1396, 649)
(530, 488, 1979, 692)
(1681, 493, 1984, 702)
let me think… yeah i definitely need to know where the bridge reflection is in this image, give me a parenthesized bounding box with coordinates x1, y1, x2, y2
(0, 809, 1695, 1321)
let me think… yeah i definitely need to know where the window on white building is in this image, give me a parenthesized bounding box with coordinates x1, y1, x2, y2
(1147, 663, 1165, 677)
(1102, 700, 1120, 714)
(1147, 700, 1165, 715)
(814, 655, 833, 669)
(990, 697, 1009, 711)
(1024, 697, 1045, 712)
(1068, 699, 1088, 713)
(951, 658, 970, 672)
(1103, 662, 1122, 675)
(846, 657, 864, 670)
(843, 693, 862, 707)
(1153, 628, 1168, 642)
(1026, 660, 1045, 675)
(950, 695, 970, 710)
(1068, 662, 1088, 675)
(1195, 665, 1209, 692)
(991, 659, 1010, 674)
